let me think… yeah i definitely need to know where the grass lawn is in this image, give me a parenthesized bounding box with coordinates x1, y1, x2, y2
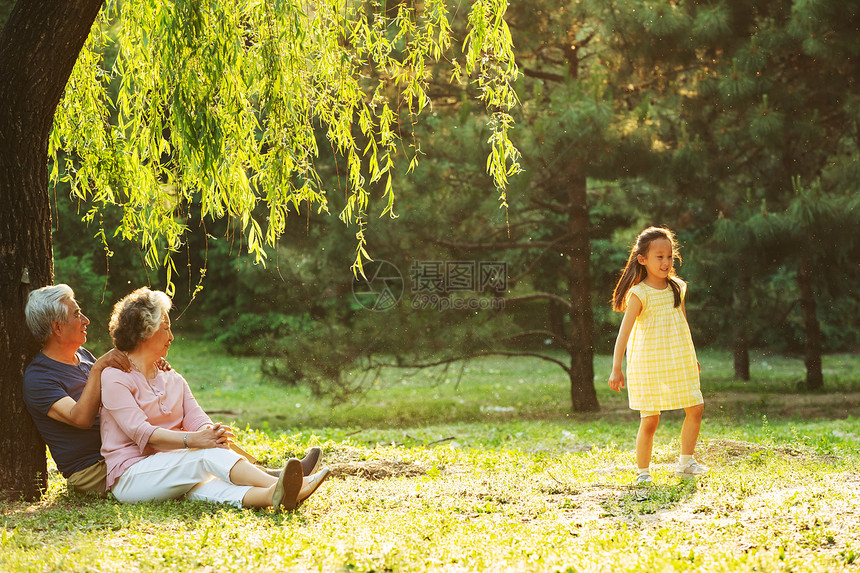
(1, 335, 858, 572)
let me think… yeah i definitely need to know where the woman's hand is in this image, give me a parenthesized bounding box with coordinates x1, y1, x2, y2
(189, 423, 235, 449)
(608, 369, 625, 392)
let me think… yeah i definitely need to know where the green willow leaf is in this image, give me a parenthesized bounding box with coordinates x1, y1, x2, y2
(51, 0, 520, 283)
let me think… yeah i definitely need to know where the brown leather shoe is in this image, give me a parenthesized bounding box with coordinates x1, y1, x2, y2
(272, 458, 303, 512)
(264, 447, 322, 478)
(300, 446, 322, 476)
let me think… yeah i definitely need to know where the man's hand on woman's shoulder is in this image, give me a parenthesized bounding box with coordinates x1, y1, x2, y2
(95, 348, 132, 373)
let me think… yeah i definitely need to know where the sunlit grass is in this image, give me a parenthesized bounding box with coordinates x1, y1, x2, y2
(1, 335, 857, 572)
(167, 335, 860, 432)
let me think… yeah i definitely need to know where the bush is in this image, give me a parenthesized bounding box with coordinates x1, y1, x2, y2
(214, 312, 315, 356)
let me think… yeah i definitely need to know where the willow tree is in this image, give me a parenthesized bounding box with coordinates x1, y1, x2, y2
(0, 0, 518, 500)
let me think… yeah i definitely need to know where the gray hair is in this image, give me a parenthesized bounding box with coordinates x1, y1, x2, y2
(109, 287, 173, 351)
(25, 284, 75, 342)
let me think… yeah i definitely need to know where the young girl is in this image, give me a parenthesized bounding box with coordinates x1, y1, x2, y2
(608, 226, 706, 485)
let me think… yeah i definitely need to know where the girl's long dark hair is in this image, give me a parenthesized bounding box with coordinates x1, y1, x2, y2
(611, 226, 682, 311)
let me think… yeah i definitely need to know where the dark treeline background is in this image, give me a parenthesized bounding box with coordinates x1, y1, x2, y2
(53, 0, 859, 412)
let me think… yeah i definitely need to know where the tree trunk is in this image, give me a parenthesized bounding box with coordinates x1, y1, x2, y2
(797, 253, 823, 390)
(559, 42, 598, 413)
(547, 299, 566, 343)
(0, 0, 103, 500)
(566, 166, 598, 412)
(732, 256, 751, 381)
(0, 147, 52, 500)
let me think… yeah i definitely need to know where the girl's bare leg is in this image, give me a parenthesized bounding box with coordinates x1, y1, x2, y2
(680, 403, 704, 456)
(636, 414, 660, 469)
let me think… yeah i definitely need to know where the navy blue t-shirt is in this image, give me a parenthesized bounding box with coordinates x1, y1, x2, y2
(23, 349, 103, 477)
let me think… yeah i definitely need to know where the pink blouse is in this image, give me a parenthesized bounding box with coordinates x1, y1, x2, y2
(100, 367, 212, 490)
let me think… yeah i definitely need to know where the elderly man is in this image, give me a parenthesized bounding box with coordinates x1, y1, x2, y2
(23, 284, 319, 496)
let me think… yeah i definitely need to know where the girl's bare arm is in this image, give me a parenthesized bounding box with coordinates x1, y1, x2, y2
(609, 294, 642, 391)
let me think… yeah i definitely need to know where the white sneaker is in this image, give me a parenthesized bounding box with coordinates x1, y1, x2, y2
(675, 459, 709, 478)
(633, 473, 652, 485)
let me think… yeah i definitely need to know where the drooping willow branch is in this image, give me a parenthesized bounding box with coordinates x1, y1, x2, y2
(51, 0, 520, 288)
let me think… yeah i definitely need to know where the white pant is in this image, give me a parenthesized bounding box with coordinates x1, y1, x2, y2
(111, 448, 252, 508)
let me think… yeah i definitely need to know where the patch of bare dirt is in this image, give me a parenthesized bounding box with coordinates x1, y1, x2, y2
(697, 438, 802, 464)
(328, 459, 427, 480)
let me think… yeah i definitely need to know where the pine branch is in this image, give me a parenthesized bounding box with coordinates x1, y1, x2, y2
(481, 351, 571, 373)
(373, 351, 571, 375)
(504, 292, 572, 309)
(497, 330, 570, 351)
(507, 236, 573, 284)
(519, 64, 564, 83)
(431, 237, 556, 250)
(527, 196, 569, 215)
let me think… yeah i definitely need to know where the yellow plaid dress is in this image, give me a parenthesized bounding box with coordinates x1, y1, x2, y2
(625, 279, 703, 412)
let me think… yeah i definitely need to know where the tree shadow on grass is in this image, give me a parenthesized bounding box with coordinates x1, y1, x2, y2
(0, 487, 310, 535)
(599, 480, 698, 517)
(4, 458, 428, 531)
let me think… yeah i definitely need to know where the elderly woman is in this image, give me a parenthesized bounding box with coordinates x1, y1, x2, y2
(100, 287, 328, 511)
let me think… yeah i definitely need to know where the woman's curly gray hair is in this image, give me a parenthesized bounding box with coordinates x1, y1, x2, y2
(109, 287, 172, 352)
